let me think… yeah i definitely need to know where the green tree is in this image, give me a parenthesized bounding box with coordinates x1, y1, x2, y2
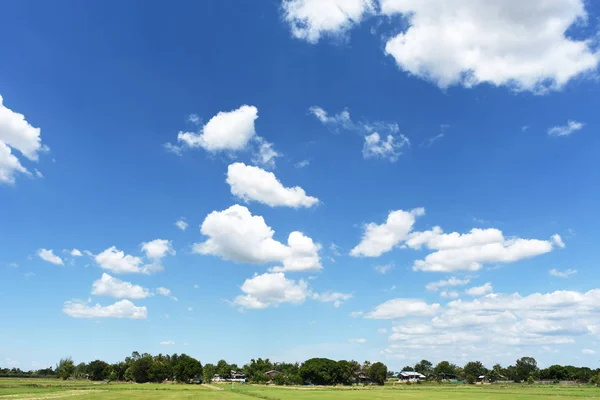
(299, 358, 340, 385)
(273, 373, 286, 385)
(87, 360, 109, 381)
(123, 366, 134, 382)
(402, 365, 415, 372)
(56, 357, 75, 380)
(173, 354, 202, 383)
(131, 355, 153, 383)
(434, 361, 457, 381)
(202, 364, 216, 384)
(414, 360, 433, 376)
(369, 362, 388, 385)
(515, 357, 537, 382)
(216, 359, 231, 379)
(336, 360, 355, 385)
(463, 361, 487, 384)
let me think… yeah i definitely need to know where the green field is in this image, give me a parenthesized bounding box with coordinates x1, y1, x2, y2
(2, 379, 600, 399)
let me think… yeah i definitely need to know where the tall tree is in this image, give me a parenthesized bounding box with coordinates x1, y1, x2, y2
(414, 360, 433, 375)
(369, 362, 388, 385)
(515, 357, 538, 382)
(463, 361, 487, 384)
(173, 354, 202, 382)
(56, 357, 75, 380)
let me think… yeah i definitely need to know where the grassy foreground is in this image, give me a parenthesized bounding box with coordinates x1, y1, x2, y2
(1, 378, 599, 399)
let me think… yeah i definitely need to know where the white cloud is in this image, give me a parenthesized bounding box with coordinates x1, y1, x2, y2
(351, 209, 557, 272)
(156, 287, 178, 301)
(366, 298, 440, 319)
(381, 0, 600, 92)
(426, 277, 470, 292)
(309, 106, 354, 130)
(378, 328, 388, 334)
(350, 208, 424, 257)
(582, 349, 596, 355)
(226, 162, 319, 208)
(194, 205, 322, 272)
(232, 272, 310, 309)
(177, 105, 258, 152)
(350, 311, 364, 318)
(295, 160, 310, 168)
(91, 273, 152, 299)
(0, 141, 30, 184)
(252, 137, 280, 169)
(374, 263, 394, 275)
(348, 338, 367, 343)
(312, 291, 353, 308)
(551, 234, 566, 248)
(160, 340, 175, 346)
(440, 290, 460, 299)
(37, 249, 63, 265)
(175, 218, 188, 231)
(0, 95, 47, 184)
(362, 132, 409, 162)
(70, 249, 82, 257)
(282, 0, 376, 43)
(548, 120, 584, 136)
(380, 288, 600, 361)
(549, 268, 577, 278)
(465, 283, 494, 297)
(62, 299, 147, 319)
(95, 246, 145, 274)
(188, 113, 200, 125)
(141, 239, 175, 262)
(411, 228, 557, 272)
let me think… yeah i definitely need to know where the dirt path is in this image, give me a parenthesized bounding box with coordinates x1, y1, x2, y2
(0, 390, 104, 400)
(201, 384, 224, 391)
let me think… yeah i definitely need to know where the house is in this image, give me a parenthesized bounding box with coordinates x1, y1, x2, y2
(353, 372, 373, 385)
(230, 371, 246, 382)
(398, 371, 426, 382)
(265, 370, 281, 381)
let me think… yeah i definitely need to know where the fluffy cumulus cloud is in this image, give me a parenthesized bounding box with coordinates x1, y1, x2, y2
(141, 239, 175, 262)
(232, 272, 310, 309)
(380, 288, 600, 361)
(411, 228, 556, 273)
(156, 287, 178, 301)
(177, 105, 258, 152)
(282, 0, 376, 43)
(91, 273, 152, 299)
(70, 249, 82, 257)
(548, 120, 584, 137)
(193, 205, 322, 272)
(350, 208, 424, 257)
(62, 299, 147, 319)
(226, 162, 319, 208)
(366, 298, 441, 319)
(380, 0, 600, 92)
(309, 106, 354, 130)
(0, 95, 47, 184)
(362, 132, 409, 162)
(37, 249, 63, 265)
(465, 282, 494, 297)
(95, 246, 145, 274)
(352, 209, 559, 271)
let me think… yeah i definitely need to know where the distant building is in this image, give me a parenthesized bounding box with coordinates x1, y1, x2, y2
(353, 371, 373, 384)
(398, 371, 426, 381)
(264, 370, 281, 381)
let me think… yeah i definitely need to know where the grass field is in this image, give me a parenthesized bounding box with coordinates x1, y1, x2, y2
(2, 379, 600, 399)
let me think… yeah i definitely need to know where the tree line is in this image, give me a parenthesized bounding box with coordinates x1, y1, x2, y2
(400, 357, 600, 384)
(2, 354, 599, 386)
(0, 352, 388, 386)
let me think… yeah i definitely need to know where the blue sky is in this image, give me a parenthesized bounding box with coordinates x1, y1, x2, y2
(1, 0, 600, 371)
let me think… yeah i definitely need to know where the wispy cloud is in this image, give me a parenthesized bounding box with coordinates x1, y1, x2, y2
(548, 120, 584, 137)
(549, 268, 577, 278)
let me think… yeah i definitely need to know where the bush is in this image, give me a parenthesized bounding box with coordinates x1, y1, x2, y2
(527, 376, 534, 385)
(252, 372, 268, 384)
(273, 373, 285, 386)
